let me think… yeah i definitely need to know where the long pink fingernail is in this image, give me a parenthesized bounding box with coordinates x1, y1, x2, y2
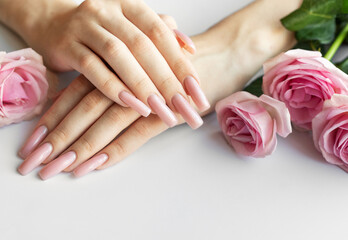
(184, 76, 210, 111)
(18, 142, 53, 176)
(19, 125, 48, 159)
(119, 91, 151, 117)
(73, 153, 108, 178)
(172, 93, 203, 129)
(147, 94, 178, 127)
(173, 29, 196, 54)
(39, 151, 76, 180)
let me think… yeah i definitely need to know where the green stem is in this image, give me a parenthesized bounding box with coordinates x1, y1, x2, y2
(324, 23, 348, 61)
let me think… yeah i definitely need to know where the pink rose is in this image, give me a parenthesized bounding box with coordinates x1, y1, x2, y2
(263, 49, 348, 130)
(215, 91, 292, 158)
(312, 94, 348, 172)
(0, 48, 49, 127)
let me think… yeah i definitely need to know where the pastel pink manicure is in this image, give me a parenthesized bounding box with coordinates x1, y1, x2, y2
(19, 125, 48, 159)
(172, 93, 203, 129)
(18, 142, 53, 176)
(173, 29, 196, 54)
(73, 153, 108, 178)
(147, 94, 178, 128)
(119, 91, 151, 117)
(39, 151, 76, 180)
(184, 76, 210, 111)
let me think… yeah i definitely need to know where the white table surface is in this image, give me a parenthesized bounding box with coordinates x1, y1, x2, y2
(1, 0, 348, 239)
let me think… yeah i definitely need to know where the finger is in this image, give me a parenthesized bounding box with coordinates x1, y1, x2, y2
(39, 105, 141, 180)
(158, 14, 178, 30)
(67, 42, 150, 116)
(103, 18, 203, 129)
(159, 14, 196, 54)
(81, 26, 179, 125)
(74, 114, 168, 177)
(17, 89, 113, 175)
(124, 3, 210, 111)
(18, 75, 94, 159)
(158, 14, 197, 54)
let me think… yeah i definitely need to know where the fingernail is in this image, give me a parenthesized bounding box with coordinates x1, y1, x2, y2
(119, 91, 151, 117)
(172, 93, 203, 129)
(18, 142, 53, 175)
(39, 151, 76, 180)
(73, 153, 108, 178)
(184, 76, 210, 111)
(19, 125, 48, 159)
(147, 94, 178, 127)
(173, 29, 196, 54)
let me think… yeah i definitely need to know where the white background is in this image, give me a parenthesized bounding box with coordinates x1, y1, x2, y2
(1, 0, 348, 239)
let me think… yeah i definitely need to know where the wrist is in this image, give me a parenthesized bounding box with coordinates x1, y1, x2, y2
(210, 0, 300, 64)
(190, 0, 301, 112)
(0, 0, 77, 45)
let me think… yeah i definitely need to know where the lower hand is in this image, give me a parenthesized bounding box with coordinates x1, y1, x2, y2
(17, 30, 232, 180)
(18, 75, 174, 179)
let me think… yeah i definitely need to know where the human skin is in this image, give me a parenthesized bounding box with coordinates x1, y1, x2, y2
(3, 0, 301, 179)
(0, 0, 210, 129)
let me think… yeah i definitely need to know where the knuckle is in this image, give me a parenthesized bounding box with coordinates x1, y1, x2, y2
(173, 58, 188, 74)
(157, 76, 176, 90)
(148, 22, 169, 40)
(100, 77, 116, 94)
(79, 54, 95, 71)
(131, 77, 151, 90)
(105, 105, 127, 123)
(79, 0, 102, 13)
(78, 136, 95, 153)
(130, 34, 150, 53)
(42, 109, 59, 125)
(69, 76, 90, 92)
(112, 142, 127, 156)
(133, 123, 151, 137)
(72, 75, 87, 88)
(81, 91, 105, 113)
(103, 39, 123, 57)
(50, 127, 70, 144)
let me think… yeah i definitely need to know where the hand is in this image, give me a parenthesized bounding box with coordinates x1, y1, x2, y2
(18, 75, 170, 179)
(17, 28, 231, 180)
(21, 0, 210, 128)
(16, 0, 298, 180)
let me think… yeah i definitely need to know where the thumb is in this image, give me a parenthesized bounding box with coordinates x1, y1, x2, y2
(158, 14, 196, 54)
(159, 14, 178, 30)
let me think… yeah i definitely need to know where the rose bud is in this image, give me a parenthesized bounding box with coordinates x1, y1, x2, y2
(0, 48, 49, 127)
(263, 49, 348, 130)
(215, 91, 292, 158)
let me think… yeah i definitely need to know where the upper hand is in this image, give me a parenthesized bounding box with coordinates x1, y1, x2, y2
(28, 0, 210, 128)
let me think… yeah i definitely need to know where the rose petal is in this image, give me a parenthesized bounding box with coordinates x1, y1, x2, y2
(259, 94, 292, 137)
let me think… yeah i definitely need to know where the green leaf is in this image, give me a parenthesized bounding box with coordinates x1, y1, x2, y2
(342, 0, 348, 13)
(244, 76, 263, 97)
(336, 57, 348, 73)
(281, 0, 341, 31)
(295, 19, 336, 44)
(293, 40, 324, 51)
